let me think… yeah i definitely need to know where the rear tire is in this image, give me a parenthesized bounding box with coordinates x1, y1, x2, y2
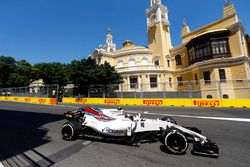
(162, 128, 188, 155)
(62, 120, 81, 141)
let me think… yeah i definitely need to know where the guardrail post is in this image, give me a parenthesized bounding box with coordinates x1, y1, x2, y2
(217, 81, 222, 99)
(163, 82, 167, 98)
(188, 81, 193, 98)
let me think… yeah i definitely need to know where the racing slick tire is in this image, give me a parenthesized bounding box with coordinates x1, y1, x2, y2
(61, 120, 81, 141)
(162, 128, 189, 155)
(161, 116, 177, 124)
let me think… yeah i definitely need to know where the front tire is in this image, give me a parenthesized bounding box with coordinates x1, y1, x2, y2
(162, 128, 188, 155)
(61, 120, 81, 141)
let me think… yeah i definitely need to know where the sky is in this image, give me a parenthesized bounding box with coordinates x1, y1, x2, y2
(0, 0, 249, 64)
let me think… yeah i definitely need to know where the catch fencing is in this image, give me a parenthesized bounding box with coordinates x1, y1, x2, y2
(0, 85, 59, 98)
(63, 80, 250, 99)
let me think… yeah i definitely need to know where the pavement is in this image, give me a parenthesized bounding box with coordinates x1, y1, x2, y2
(0, 101, 250, 167)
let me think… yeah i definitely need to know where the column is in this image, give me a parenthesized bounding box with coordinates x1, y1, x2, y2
(138, 75, 141, 92)
(157, 74, 161, 91)
(127, 75, 130, 92)
(147, 75, 150, 91)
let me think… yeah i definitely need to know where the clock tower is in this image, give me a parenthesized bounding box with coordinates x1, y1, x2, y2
(146, 0, 172, 67)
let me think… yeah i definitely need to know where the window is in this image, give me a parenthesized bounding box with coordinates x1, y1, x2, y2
(128, 59, 136, 67)
(223, 94, 229, 99)
(169, 77, 172, 88)
(175, 54, 182, 66)
(211, 38, 229, 54)
(167, 59, 170, 67)
(154, 60, 160, 66)
(141, 58, 149, 66)
(177, 77, 183, 86)
(203, 71, 211, 84)
(130, 77, 138, 89)
(150, 76, 157, 88)
(219, 69, 226, 82)
(207, 95, 213, 99)
(117, 60, 124, 68)
(195, 73, 199, 85)
(187, 36, 230, 65)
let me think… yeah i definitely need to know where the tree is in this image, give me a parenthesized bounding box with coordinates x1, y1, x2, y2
(7, 60, 33, 87)
(33, 62, 69, 85)
(0, 56, 17, 88)
(70, 57, 122, 97)
(98, 61, 123, 85)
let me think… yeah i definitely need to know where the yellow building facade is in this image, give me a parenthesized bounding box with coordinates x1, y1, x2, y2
(92, 0, 250, 99)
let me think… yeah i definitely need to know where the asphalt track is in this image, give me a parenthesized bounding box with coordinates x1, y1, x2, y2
(0, 101, 250, 167)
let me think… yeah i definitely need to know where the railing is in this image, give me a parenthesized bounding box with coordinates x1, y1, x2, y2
(63, 80, 250, 99)
(115, 65, 165, 73)
(0, 85, 59, 98)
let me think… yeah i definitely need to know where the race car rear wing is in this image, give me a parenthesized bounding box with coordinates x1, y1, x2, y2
(64, 109, 84, 120)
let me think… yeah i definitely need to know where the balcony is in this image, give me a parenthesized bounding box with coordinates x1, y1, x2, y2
(115, 65, 165, 73)
(189, 53, 231, 65)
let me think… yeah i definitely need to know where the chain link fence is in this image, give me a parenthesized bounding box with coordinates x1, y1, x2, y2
(1, 80, 249, 99)
(0, 85, 59, 98)
(63, 80, 250, 99)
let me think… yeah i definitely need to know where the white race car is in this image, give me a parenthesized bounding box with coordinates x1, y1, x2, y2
(61, 107, 219, 157)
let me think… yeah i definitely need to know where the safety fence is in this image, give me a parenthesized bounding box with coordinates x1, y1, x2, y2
(0, 96, 57, 105)
(0, 85, 59, 98)
(63, 80, 250, 99)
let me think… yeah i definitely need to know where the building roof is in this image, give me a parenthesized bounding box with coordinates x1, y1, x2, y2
(115, 40, 150, 53)
(116, 44, 149, 52)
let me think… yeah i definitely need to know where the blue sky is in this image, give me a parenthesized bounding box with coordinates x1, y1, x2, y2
(0, 0, 249, 64)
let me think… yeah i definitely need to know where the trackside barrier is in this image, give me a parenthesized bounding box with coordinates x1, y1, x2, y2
(62, 98, 250, 108)
(0, 96, 57, 105)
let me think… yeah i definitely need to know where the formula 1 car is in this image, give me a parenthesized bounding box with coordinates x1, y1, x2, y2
(61, 107, 219, 157)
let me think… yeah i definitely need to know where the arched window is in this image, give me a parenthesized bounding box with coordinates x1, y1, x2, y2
(206, 95, 213, 99)
(223, 94, 229, 99)
(175, 54, 182, 66)
(141, 57, 149, 66)
(128, 58, 136, 68)
(117, 60, 124, 68)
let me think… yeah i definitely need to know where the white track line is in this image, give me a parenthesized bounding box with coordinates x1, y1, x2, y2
(127, 111, 250, 123)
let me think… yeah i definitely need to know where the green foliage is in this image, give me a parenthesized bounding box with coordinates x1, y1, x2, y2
(0, 56, 17, 87)
(33, 62, 68, 86)
(0, 55, 122, 97)
(70, 57, 122, 87)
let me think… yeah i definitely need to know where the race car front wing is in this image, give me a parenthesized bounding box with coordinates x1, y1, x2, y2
(192, 140, 219, 158)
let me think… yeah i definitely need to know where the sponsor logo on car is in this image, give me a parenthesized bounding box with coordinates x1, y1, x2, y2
(193, 100, 220, 107)
(102, 127, 124, 134)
